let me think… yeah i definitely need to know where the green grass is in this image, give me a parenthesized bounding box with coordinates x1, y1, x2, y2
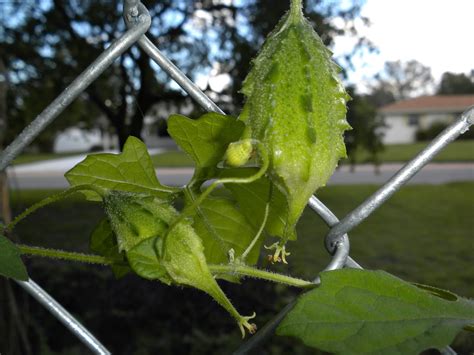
(7, 183, 474, 353)
(289, 182, 474, 298)
(345, 140, 474, 164)
(151, 150, 194, 167)
(11, 183, 473, 296)
(152, 140, 474, 167)
(11, 152, 81, 165)
(10, 140, 473, 168)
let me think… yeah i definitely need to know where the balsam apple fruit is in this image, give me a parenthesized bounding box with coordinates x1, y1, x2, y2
(103, 190, 257, 337)
(235, 0, 351, 253)
(103, 191, 175, 252)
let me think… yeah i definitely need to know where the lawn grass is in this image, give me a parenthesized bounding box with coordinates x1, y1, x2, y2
(289, 183, 474, 298)
(151, 150, 194, 167)
(10, 183, 473, 296)
(9, 140, 472, 168)
(6, 183, 474, 353)
(11, 152, 81, 165)
(347, 139, 474, 163)
(151, 140, 474, 167)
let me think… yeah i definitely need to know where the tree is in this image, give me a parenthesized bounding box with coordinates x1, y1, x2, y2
(366, 85, 396, 108)
(1, 0, 369, 151)
(216, 0, 370, 110)
(345, 86, 384, 167)
(437, 71, 474, 95)
(2, 1, 210, 149)
(371, 60, 434, 101)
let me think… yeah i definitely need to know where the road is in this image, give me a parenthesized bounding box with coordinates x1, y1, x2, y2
(6, 154, 474, 189)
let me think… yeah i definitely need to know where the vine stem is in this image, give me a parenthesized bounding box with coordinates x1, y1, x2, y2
(164, 140, 269, 239)
(290, 0, 303, 19)
(18, 244, 122, 266)
(208, 264, 316, 289)
(240, 200, 270, 261)
(7, 184, 106, 231)
(18, 244, 315, 289)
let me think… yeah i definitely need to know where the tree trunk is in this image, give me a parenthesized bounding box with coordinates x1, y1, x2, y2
(0, 55, 32, 355)
(0, 57, 11, 224)
(0, 172, 11, 224)
(129, 110, 144, 141)
(113, 119, 128, 150)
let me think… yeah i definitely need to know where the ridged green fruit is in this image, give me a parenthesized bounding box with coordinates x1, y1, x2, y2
(239, 1, 351, 239)
(226, 139, 253, 167)
(103, 191, 176, 252)
(162, 220, 257, 337)
(103, 190, 257, 335)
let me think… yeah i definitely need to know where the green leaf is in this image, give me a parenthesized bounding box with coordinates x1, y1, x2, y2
(277, 269, 474, 354)
(239, 4, 351, 238)
(127, 237, 172, 285)
(168, 113, 244, 169)
(90, 219, 130, 278)
(191, 197, 262, 267)
(412, 282, 458, 301)
(224, 170, 296, 241)
(0, 234, 28, 281)
(65, 136, 179, 199)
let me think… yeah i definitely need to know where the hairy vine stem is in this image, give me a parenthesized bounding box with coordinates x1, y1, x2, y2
(208, 264, 315, 289)
(7, 184, 106, 231)
(240, 200, 270, 262)
(17, 243, 314, 289)
(163, 140, 269, 241)
(290, 0, 303, 20)
(18, 244, 123, 266)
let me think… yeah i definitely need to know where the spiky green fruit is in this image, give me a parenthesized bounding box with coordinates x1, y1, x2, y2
(239, 1, 351, 238)
(103, 191, 175, 252)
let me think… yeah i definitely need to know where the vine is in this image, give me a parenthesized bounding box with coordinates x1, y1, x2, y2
(0, 0, 473, 353)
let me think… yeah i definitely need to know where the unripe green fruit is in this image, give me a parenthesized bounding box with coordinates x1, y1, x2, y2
(103, 191, 177, 252)
(239, 3, 351, 238)
(226, 139, 253, 167)
(104, 190, 257, 335)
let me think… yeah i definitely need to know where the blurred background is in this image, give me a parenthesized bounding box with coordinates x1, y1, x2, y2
(0, 0, 473, 354)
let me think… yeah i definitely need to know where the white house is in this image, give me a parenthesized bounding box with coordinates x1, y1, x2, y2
(54, 127, 117, 153)
(378, 95, 474, 144)
(53, 101, 190, 153)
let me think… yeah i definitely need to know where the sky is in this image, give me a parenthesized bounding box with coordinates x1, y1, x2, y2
(2, 0, 471, 96)
(332, 0, 474, 93)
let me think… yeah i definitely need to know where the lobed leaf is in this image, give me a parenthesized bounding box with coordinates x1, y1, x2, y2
(224, 169, 296, 241)
(192, 197, 262, 267)
(277, 269, 474, 354)
(65, 136, 178, 199)
(0, 234, 28, 281)
(168, 112, 244, 169)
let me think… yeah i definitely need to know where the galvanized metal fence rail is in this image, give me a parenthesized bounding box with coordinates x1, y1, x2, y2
(0, 1, 472, 354)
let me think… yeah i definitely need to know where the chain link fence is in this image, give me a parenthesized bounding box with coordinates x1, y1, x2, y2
(0, 1, 472, 354)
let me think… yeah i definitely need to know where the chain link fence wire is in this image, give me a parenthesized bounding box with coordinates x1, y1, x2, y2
(0, 1, 472, 354)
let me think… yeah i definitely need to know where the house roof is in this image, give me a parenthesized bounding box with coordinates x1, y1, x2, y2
(379, 95, 474, 115)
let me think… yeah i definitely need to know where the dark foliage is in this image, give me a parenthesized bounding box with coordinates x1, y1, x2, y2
(437, 72, 474, 95)
(345, 86, 384, 166)
(1, 0, 368, 150)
